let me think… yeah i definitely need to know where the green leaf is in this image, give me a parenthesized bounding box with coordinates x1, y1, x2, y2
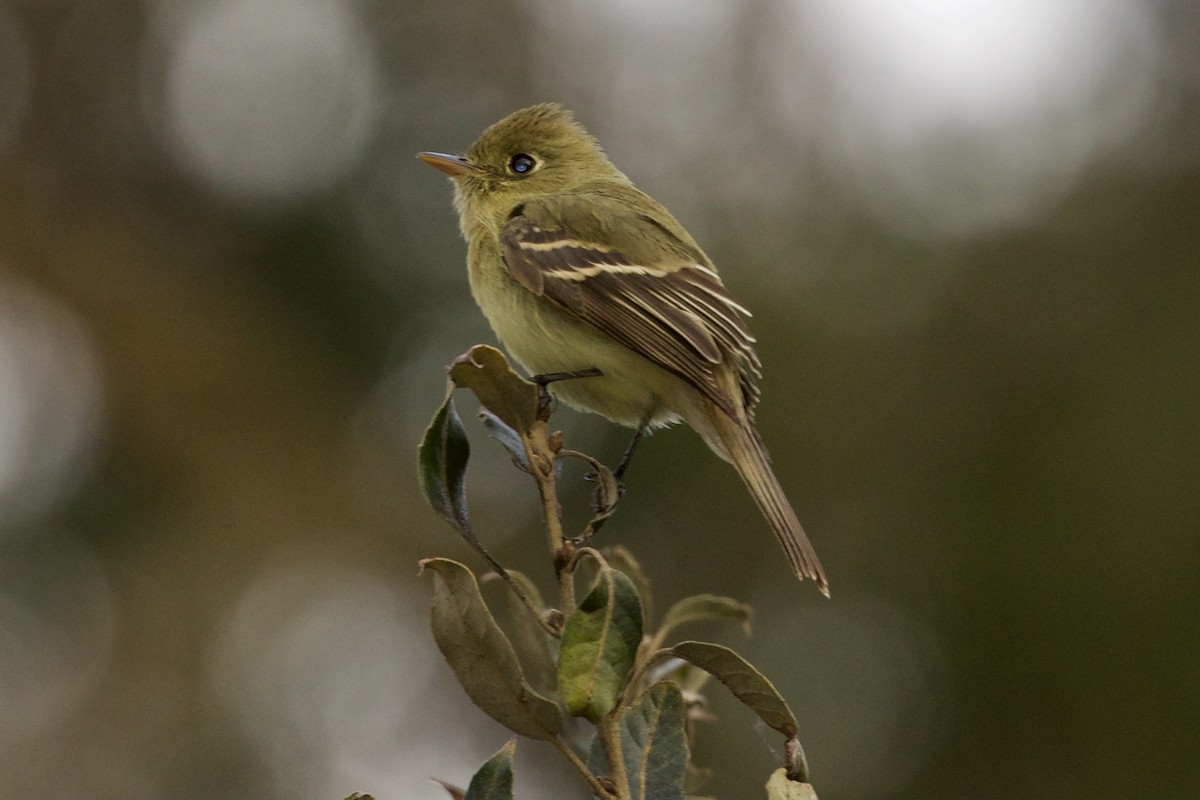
(656, 594, 753, 645)
(586, 682, 689, 800)
(765, 768, 819, 800)
(449, 345, 539, 436)
(422, 558, 562, 740)
(670, 641, 798, 739)
(621, 682, 688, 800)
(418, 392, 471, 534)
(559, 565, 644, 722)
(464, 740, 516, 800)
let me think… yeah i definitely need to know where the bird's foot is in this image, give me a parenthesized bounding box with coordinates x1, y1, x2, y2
(531, 368, 603, 416)
(583, 469, 627, 497)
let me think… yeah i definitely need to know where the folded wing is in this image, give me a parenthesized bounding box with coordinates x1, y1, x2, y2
(499, 203, 761, 417)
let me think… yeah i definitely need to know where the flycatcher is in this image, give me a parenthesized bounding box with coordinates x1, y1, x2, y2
(419, 103, 828, 595)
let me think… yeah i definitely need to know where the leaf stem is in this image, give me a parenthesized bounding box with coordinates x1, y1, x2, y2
(597, 715, 633, 800)
(523, 418, 578, 612)
(612, 647, 676, 718)
(549, 735, 618, 799)
(527, 423, 565, 550)
(498, 570, 560, 637)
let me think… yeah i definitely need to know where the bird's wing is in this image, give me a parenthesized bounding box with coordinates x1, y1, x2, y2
(499, 193, 761, 416)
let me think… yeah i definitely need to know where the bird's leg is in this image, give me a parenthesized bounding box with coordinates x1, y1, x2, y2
(613, 420, 648, 482)
(532, 368, 604, 385)
(583, 416, 648, 498)
(531, 368, 603, 416)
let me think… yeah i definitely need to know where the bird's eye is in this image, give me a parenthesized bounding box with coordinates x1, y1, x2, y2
(509, 154, 536, 175)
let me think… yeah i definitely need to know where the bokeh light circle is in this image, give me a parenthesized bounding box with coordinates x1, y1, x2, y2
(160, 0, 380, 204)
(0, 275, 105, 531)
(769, 0, 1158, 238)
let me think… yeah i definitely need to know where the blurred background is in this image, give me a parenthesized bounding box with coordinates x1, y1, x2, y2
(1, 0, 1198, 798)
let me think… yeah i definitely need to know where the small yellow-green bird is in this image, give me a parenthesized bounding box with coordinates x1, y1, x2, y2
(419, 103, 828, 595)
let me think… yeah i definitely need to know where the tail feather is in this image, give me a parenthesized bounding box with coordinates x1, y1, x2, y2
(715, 415, 829, 596)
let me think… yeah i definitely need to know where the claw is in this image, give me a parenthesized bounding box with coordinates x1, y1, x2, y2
(531, 369, 602, 420)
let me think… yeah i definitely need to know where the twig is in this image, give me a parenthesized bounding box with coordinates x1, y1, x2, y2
(549, 735, 618, 799)
(558, 449, 621, 541)
(596, 715, 632, 800)
(523, 418, 576, 612)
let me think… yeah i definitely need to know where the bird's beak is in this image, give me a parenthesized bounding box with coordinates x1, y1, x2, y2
(418, 151, 481, 178)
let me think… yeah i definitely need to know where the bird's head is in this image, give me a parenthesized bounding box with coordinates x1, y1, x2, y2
(419, 103, 625, 237)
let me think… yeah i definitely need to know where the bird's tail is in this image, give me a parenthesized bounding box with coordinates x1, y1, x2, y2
(712, 413, 829, 596)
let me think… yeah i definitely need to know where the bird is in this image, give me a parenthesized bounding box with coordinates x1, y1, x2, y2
(419, 103, 828, 595)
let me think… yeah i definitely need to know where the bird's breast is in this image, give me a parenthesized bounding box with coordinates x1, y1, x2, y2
(467, 239, 684, 428)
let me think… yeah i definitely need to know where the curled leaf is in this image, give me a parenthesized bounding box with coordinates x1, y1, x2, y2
(418, 391, 471, 535)
(670, 641, 797, 739)
(449, 345, 539, 436)
(422, 558, 562, 740)
(419, 396, 510, 574)
(559, 563, 644, 722)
